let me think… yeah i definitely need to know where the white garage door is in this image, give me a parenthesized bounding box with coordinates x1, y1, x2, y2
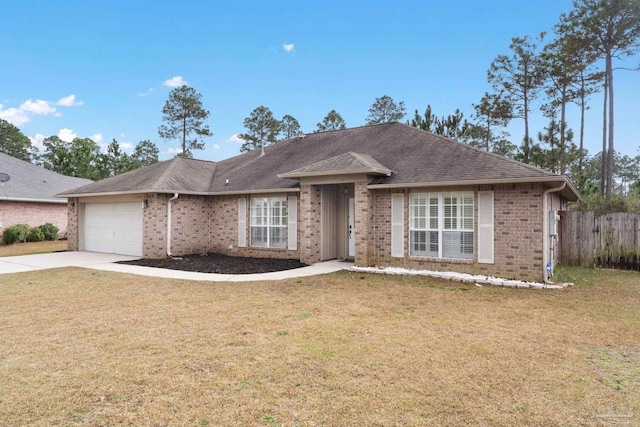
(84, 202, 143, 256)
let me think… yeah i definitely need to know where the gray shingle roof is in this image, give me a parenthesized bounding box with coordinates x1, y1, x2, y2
(59, 123, 579, 200)
(57, 156, 216, 196)
(278, 152, 392, 178)
(0, 152, 92, 203)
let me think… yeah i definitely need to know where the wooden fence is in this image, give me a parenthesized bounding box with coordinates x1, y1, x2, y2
(559, 211, 640, 270)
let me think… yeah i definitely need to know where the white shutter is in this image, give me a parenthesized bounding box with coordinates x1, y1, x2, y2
(288, 196, 298, 250)
(238, 198, 247, 248)
(391, 193, 404, 258)
(477, 191, 494, 264)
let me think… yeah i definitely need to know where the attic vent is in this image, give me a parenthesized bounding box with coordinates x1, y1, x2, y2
(225, 179, 229, 185)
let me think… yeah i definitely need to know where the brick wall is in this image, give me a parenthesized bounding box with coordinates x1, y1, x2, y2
(299, 185, 322, 264)
(140, 193, 168, 258)
(372, 183, 547, 282)
(210, 193, 301, 260)
(67, 198, 79, 250)
(0, 200, 69, 238)
(354, 182, 373, 266)
(169, 195, 212, 256)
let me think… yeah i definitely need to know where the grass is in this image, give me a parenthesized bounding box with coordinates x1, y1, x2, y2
(0, 266, 638, 426)
(0, 239, 67, 257)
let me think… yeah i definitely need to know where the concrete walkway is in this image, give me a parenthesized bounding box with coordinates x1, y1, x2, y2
(0, 251, 352, 281)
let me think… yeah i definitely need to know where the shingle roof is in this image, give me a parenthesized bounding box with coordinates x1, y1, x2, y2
(59, 122, 579, 200)
(0, 152, 92, 203)
(278, 152, 392, 178)
(57, 156, 216, 196)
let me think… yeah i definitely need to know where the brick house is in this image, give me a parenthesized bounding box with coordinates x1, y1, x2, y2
(0, 152, 92, 237)
(59, 123, 579, 282)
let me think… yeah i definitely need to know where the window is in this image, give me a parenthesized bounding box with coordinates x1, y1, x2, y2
(250, 197, 287, 248)
(409, 192, 473, 259)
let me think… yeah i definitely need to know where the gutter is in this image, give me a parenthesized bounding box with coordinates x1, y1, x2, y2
(57, 187, 301, 198)
(542, 182, 566, 284)
(167, 193, 179, 257)
(0, 196, 68, 204)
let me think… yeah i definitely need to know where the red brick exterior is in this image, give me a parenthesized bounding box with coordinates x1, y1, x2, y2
(0, 201, 69, 237)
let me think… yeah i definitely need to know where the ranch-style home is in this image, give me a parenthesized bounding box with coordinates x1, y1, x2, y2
(59, 122, 579, 282)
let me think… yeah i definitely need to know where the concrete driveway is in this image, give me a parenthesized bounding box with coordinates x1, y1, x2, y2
(0, 251, 352, 281)
(0, 251, 140, 275)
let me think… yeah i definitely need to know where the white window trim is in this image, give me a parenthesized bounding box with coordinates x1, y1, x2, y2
(409, 191, 474, 260)
(250, 196, 288, 248)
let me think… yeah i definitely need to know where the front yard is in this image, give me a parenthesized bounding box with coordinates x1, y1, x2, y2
(0, 266, 638, 426)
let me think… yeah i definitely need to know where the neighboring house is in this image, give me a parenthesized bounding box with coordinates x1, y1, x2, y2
(0, 152, 92, 237)
(59, 123, 579, 282)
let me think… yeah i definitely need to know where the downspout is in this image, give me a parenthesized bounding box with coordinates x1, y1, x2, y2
(542, 182, 566, 284)
(167, 193, 179, 257)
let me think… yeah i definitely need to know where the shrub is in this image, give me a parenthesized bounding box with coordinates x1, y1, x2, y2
(2, 224, 30, 245)
(39, 223, 59, 241)
(26, 226, 45, 242)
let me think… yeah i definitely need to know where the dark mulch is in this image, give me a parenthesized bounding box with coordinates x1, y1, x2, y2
(118, 252, 308, 274)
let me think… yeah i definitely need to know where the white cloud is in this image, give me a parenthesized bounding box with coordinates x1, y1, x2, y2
(0, 105, 30, 126)
(163, 76, 188, 87)
(90, 133, 103, 143)
(29, 133, 46, 150)
(283, 43, 295, 53)
(20, 99, 57, 115)
(226, 133, 243, 144)
(121, 142, 133, 150)
(137, 87, 154, 97)
(213, 143, 221, 149)
(120, 133, 126, 138)
(58, 128, 77, 142)
(166, 147, 183, 155)
(56, 94, 84, 107)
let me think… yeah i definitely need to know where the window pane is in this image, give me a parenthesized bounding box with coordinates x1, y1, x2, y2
(429, 231, 439, 254)
(270, 227, 287, 248)
(461, 231, 474, 255)
(410, 230, 426, 256)
(250, 226, 268, 247)
(442, 231, 473, 259)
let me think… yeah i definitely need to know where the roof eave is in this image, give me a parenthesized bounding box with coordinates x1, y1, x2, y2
(278, 168, 392, 179)
(368, 176, 581, 201)
(59, 187, 302, 198)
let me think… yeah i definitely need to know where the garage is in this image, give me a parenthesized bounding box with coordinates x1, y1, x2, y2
(83, 202, 143, 256)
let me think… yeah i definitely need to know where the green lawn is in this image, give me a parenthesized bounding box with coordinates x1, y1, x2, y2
(0, 266, 638, 426)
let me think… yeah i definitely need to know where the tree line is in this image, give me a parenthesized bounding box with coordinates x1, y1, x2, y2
(0, 118, 159, 180)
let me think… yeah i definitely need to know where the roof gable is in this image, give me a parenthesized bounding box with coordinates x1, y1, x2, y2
(278, 152, 392, 178)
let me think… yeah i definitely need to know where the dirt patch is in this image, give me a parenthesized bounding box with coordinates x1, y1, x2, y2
(118, 252, 308, 274)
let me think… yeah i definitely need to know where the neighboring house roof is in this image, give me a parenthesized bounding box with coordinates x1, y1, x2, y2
(59, 122, 580, 200)
(0, 152, 93, 203)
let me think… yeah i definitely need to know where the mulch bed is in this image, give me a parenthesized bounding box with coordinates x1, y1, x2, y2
(118, 252, 308, 274)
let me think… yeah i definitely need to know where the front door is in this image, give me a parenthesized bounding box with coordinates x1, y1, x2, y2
(348, 197, 355, 257)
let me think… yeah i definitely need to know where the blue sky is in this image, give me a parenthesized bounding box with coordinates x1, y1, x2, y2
(1, 0, 638, 163)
